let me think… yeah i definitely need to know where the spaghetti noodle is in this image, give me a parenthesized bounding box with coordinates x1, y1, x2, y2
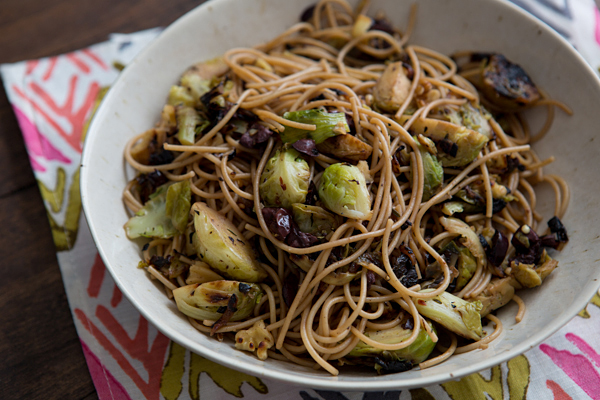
(122, 0, 570, 375)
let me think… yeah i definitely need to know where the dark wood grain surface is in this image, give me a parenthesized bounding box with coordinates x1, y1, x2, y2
(0, 1, 206, 398)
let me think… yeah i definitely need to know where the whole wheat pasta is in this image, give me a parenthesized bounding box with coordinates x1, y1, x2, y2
(122, 0, 570, 376)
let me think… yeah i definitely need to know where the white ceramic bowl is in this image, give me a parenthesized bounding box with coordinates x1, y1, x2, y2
(81, 0, 600, 390)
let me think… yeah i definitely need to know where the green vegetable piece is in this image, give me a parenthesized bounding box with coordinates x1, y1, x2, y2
(475, 277, 515, 316)
(124, 184, 178, 239)
(176, 106, 202, 146)
(399, 116, 489, 167)
(165, 180, 192, 233)
(440, 216, 486, 268)
(442, 241, 477, 291)
(173, 281, 263, 321)
(168, 85, 195, 107)
(348, 322, 436, 364)
(318, 163, 373, 220)
(180, 74, 212, 104)
(445, 103, 493, 139)
(280, 109, 349, 144)
(259, 148, 310, 209)
(192, 202, 267, 282)
(411, 139, 443, 201)
(416, 289, 484, 341)
(510, 251, 558, 289)
(292, 203, 341, 238)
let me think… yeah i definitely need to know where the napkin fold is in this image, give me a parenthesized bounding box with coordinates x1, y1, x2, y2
(2, 1, 600, 399)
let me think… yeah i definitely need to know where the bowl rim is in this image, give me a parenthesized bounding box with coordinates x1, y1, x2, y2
(81, 0, 600, 390)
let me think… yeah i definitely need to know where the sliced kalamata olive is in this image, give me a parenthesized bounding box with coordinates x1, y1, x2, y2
(292, 138, 319, 157)
(548, 216, 569, 243)
(487, 229, 509, 272)
(262, 207, 292, 240)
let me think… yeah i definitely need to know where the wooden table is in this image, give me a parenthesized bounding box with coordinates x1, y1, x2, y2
(0, 1, 205, 398)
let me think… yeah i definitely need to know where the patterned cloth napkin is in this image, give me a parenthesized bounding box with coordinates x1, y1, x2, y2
(2, 1, 600, 399)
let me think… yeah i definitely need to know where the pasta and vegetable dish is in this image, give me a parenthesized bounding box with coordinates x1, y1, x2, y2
(122, 0, 570, 375)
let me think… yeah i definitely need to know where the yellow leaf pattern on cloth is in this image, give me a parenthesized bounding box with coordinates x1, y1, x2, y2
(441, 355, 530, 400)
(507, 355, 531, 399)
(160, 342, 186, 400)
(189, 350, 268, 399)
(43, 167, 82, 251)
(409, 388, 436, 399)
(159, 342, 268, 399)
(577, 290, 600, 318)
(38, 167, 66, 213)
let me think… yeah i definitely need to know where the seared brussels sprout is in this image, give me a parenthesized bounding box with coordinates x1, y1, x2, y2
(259, 148, 310, 209)
(480, 54, 540, 109)
(167, 85, 195, 107)
(441, 241, 477, 292)
(173, 280, 262, 321)
(182, 56, 229, 81)
(399, 116, 489, 167)
(290, 254, 359, 285)
(440, 217, 486, 268)
(444, 102, 493, 139)
(316, 133, 373, 162)
(125, 183, 179, 239)
(165, 180, 192, 233)
(318, 163, 373, 220)
(510, 251, 558, 289)
(176, 106, 208, 146)
(180, 74, 211, 104)
(192, 202, 267, 282)
(292, 204, 341, 238)
(415, 289, 484, 341)
(348, 322, 436, 366)
(373, 61, 412, 113)
(280, 109, 349, 144)
(474, 277, 515, 316)
(234, 320, 274, 360)
(411, 138, 443, 201)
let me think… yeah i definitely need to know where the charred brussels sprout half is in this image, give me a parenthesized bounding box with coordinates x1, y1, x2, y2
(125, 181, 191, 239)
(192, 202, 267, 282)
(280, 109, 349, 144)
(415, 290, 484, 341)
(173, 280, 262, 321)
(291, 204, 341, 238)
(318, 163, 373, 220)
(259, 148, 310, 209)
(348, 322, 436, 370)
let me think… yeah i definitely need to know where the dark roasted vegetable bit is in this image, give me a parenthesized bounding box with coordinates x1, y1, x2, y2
(136, 170, 169, 204)
(374, 358, 413, 375)
(282, 273, 299, 307)
(149, 255, 171, 269)
(292, 138, 319, 157)
(390, 251, 419, 288)
(210, 293, 238, 336)
(300, 4, 315, 22)
(262, 207, 319, 248)
(492, 198, 507, 214)
(506, 156, 526, 172)
(437, 138, 458, 158)
(481, 54, 540, 109)
(548, 216, 569, 243)
(149, 148, 175, 166)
